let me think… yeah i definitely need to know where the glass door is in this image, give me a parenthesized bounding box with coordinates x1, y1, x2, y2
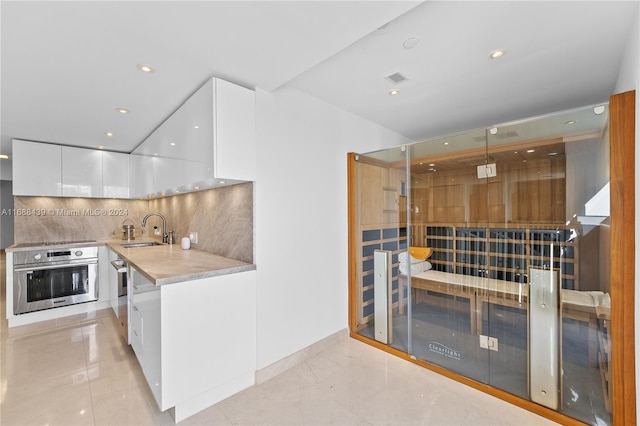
(406, 128, 491, 384)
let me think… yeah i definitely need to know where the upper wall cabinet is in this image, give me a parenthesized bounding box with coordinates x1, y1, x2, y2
(12, 139, 129, 198)
(129, 154, 154, 199)
(62, 146, 103, 197)
(12, 139, 62, 196)
(214, 78, 256, 182)
(103, 151, 130, 198)
(131, 77, 256, 197)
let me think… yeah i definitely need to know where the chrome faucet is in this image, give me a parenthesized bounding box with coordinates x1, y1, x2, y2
(141, 212, 168, 244)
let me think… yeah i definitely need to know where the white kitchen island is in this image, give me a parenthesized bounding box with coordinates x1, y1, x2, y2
(108, 241, 257, 424)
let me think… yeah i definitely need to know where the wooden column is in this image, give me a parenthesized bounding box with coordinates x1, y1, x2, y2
(610, 90, 636, 426)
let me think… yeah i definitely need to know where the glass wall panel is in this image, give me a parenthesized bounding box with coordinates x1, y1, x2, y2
(485, 105, 611, 424)
(352, 146, 409, 353)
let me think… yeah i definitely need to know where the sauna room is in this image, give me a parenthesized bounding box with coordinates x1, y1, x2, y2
(349, 103, 612, 425)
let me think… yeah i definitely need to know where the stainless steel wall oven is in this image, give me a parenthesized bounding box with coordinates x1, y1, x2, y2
(13, 246, 99, 314)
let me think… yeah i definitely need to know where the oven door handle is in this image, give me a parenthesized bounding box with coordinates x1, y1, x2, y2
(14, 261, 97, 273)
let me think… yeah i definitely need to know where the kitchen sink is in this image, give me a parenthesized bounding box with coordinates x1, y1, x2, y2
(120, 241, 164, 248)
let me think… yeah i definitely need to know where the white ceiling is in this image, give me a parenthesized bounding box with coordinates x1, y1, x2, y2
(1, 1, 638, 164)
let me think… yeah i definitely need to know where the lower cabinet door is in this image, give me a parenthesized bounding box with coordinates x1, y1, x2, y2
(130, 267, 162, 410)
(130, 302, 143, 357)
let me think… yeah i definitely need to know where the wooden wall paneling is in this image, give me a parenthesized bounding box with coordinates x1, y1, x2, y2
(551, 156, 566, 222)
(411, 172, 430, 224)
(537, 162, 553, 222)
(399, 195, 407, 227)
(469, 183, 487, 222)
(357, 162, 384, 226)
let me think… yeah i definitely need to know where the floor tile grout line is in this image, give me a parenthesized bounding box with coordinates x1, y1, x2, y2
(80, 320, 99, 426)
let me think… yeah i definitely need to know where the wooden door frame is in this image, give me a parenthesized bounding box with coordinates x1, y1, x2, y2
(609, 89, 636, 425)
(347, 90, 636, 425)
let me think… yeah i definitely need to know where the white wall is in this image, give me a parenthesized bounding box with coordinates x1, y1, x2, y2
(613, 5, 640, 422)
(254, 86, 410, 369)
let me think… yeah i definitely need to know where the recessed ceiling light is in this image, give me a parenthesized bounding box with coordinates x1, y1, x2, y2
(105, 132, 115, 137)
(429, 163, 435, 167)
(594, 105, 605, 115)
(193, 186, 200, 190)
(170, 142, 176, 146)
(403, 37, 419, 49)
(137, 64, 155, 73)
(193, 125, 200, 129)
(489, 127, 498, 135)
(444, 142, 449, 146)
(0, 154, 9, 160)
(526, 149, 535, 153)
(489, 49, 506, 59)
(564, 120, 577, 125)
(116, 108, 130, 114)
(389, 89, 400, 96)
(97, 145, 105, 150)
(153, 153, 158, 156)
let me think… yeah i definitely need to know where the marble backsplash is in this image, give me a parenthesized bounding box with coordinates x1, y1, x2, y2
(14, 197, 149, 243)
(148, 182, 253, 263)
(13, 183, 254, 263)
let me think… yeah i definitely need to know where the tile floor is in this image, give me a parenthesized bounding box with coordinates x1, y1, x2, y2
(0, 252, 558, 425)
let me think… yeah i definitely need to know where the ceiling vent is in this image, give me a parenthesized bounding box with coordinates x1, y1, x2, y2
(386, 72, 408, 84)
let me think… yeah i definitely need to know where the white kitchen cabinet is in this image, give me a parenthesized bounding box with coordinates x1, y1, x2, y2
(130, 77, 255, 197)
(129, 269, 256, 422)
(103, 151, 130, 198)
(12, 139, 62, 196)
(62, 146, 103, 197)
(152, 156, 185, 195)
(214, 78, 256, 182)
(129, 154, 155, 199)
(13, 139, 127, 198)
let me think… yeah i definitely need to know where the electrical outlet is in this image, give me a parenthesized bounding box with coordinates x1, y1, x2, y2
(189, 232, 198, 244)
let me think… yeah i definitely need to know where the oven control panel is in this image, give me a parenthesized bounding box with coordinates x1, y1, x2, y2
(14, 246, 99, 266)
